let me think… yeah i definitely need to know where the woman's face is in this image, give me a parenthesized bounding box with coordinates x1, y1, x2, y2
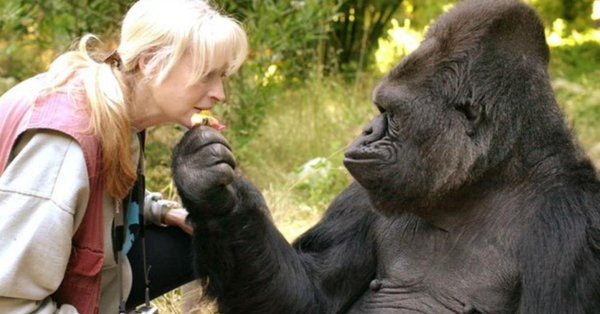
(133, 52, 226, 129)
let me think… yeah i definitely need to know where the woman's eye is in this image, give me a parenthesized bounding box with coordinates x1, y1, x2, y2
(200, 74, 216, 83)
(201, 71, 227, 83)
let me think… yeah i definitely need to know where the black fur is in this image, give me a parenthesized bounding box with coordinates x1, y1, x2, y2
(172, 0, 600, 312)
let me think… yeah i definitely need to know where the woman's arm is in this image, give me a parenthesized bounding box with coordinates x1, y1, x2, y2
(0, 130, 89, 314)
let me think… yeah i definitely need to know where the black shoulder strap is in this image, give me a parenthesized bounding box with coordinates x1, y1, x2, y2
(118, 130, 147, 313)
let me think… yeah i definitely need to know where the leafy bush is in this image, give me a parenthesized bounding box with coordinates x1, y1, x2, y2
(546, 22, 600, 152)
(0, 0, 129, 80)
(218, 0, 340, 151)
(289, 157, 349, 209)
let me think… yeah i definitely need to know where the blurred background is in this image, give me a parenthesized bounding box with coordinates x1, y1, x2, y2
(1, 0, 599, 312)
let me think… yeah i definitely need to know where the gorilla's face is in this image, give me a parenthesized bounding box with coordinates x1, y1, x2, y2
(342, 0, 552, 216)
(343, 0, 551, 216)
(343, 38, 491, 214)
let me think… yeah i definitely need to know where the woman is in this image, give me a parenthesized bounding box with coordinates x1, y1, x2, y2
(0, 0, 248, 313)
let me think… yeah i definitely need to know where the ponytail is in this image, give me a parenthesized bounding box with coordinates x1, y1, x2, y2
(46, 35, 136, 199)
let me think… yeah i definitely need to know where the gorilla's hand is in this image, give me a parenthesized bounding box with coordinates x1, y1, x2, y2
(172, 126, 237, 219)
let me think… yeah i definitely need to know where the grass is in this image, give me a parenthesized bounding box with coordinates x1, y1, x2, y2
(234, 73, 378, 209)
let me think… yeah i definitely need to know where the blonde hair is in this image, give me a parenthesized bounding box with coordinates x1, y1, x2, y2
(45, 0, 248, 199)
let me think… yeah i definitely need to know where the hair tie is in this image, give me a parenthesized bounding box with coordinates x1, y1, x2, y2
(103, 50, 122, 68)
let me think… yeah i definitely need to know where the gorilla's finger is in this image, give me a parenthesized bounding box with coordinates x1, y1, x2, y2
(206, 163, 236, 186)
(201, 143, 236, 169)
(175, 166, 234, 201)
(192, 126, 231, 148)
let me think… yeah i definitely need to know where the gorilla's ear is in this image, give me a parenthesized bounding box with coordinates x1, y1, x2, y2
(482, 2, 549, 65)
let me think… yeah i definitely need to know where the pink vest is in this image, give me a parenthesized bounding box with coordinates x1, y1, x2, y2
(0, 75, 104, 314)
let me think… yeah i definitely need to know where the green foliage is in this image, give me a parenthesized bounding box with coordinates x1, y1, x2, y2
(326, 0, 403, 76)
(289, 156, 349, 209)
(219, 0, 405, 78)
(0, 0, 131, 80)
(398, 0, 458, 29)
(551, 41, 600, 80)
(374, 18, 423, 74)
(218, 0, 340, 151)
(526, 0, 595, 29)
(371, 0, 461, 74)
(550, 41, 600, 150)
(237, 0, 338, 80)
(541, 14, 600, 152)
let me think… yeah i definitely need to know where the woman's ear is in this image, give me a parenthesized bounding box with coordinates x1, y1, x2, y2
(138, 53, 154, 77)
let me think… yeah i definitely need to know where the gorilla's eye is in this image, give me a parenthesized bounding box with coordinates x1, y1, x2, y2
(453, 89, 478, 122)
(454, 101, 477, 121)
(376, 104, 386, 114)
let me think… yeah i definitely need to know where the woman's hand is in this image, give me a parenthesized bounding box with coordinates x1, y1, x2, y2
(163, 208, 193, 235)
(144, 193, 193, 234)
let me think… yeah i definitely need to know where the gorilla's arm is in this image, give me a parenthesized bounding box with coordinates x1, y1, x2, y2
(191, 180, 377, 314)
(291, 183, 378, 310)
(172, 127, 377, 313)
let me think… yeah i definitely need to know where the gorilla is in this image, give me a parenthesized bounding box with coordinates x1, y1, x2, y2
(172, 0, 600, 312)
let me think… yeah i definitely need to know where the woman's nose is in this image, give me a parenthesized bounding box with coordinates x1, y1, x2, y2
(210, 78, 226, 103)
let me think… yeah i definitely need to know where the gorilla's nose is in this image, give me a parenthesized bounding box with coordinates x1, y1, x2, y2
(362, 125, 373, 136)
(344, 114, 388, 161)
(360, 115, 387, 145)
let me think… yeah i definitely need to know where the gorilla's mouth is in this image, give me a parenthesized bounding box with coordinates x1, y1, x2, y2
(343, 141, 395, 164)
(343, 140, 396, 192)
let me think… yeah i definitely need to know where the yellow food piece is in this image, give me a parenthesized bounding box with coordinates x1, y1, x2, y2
(191, 110, 217, 126)
(191, 110, 224, 130)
